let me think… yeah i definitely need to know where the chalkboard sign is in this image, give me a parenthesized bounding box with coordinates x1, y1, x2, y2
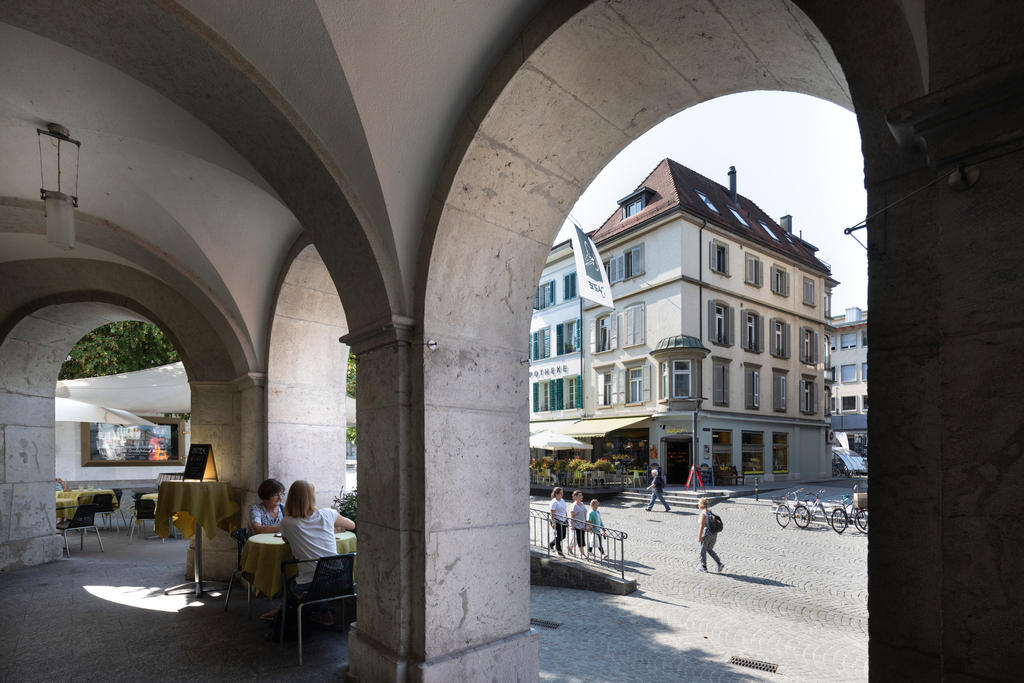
(182, 443, 217, 481)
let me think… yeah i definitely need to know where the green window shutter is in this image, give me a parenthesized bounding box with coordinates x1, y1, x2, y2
(556, 323, 564, 356)
(554, 379, 564, 410)
(576, 375, 583, 408)
(532, 382, 539, 413)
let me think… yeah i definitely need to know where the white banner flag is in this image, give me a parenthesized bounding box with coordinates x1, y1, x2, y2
(569, 222, 614, 308)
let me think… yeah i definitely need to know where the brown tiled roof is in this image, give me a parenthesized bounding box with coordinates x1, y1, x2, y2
(589, 158, 830, 274)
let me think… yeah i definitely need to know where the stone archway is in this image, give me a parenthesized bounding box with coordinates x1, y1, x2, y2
(265, 240, 350, 511)
(353, 0, 902, 677)
(0, 260, 255, 571)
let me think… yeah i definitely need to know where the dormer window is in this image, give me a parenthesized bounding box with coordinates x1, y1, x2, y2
(694, 190, 719, 213)
(617, 186, 652, 220)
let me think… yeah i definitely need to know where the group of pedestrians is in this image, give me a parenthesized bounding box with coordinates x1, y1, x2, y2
(547, 487, 609, 560)
(547, 465, 724, 572)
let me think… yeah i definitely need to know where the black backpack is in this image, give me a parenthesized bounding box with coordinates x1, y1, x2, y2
(707, 511, 724, 533)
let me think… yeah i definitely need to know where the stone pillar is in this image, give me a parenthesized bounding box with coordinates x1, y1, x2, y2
(188, 378, 262, 580)
(0, 304, 133, 570)
(345, 320, 538, 682)
(870, 65, 1024, 680)
(267, 244, 350, 510)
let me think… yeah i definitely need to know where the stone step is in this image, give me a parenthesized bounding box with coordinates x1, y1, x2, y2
(617, 490, 730, 509)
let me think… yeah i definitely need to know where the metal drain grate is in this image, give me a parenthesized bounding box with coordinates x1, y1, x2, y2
(530, 618, 562, 630)
(730, 656, 778, 674)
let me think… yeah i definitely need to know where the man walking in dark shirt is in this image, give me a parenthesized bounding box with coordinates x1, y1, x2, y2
(645, 466, 671, 512)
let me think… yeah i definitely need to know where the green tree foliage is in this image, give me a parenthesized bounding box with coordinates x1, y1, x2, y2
(346, 352, 357, 398)
(59, 321, 179, 380)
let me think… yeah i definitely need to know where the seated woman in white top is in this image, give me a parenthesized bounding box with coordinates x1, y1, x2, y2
(279, 480, 355, 588)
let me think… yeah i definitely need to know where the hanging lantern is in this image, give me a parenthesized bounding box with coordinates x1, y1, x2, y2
(37, 123, 80, 250)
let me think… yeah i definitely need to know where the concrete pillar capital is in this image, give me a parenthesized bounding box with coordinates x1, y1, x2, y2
(340, 315, 417, 355)
(886, 62, 1024, 170)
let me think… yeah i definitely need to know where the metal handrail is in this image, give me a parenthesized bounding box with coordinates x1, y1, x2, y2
(529, 508, 628, 580)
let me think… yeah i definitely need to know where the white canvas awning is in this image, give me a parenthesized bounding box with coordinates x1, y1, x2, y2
(54, 362, 358, 426)
(529, 430, 593, 451)
(55, 362, 190, 414)
(54, 397, 157, 426)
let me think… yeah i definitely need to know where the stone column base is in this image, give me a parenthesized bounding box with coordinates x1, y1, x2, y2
(184, 528, 238, 582)
(347, 626, 539, 682)
(0, 533, 63, 571)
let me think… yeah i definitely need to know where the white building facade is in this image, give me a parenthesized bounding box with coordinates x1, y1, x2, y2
(531, 160, 834, 484)
(829, 306, 868, 452)
(529, 243, 585, 424)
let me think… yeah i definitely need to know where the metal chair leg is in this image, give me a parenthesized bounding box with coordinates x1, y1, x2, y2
(297, 602, 305, 665)
(95, 526, 104, 552)
(224, 571, 235, 612)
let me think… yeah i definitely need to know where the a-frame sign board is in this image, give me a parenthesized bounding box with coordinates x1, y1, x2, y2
(182, 443, 218, 482)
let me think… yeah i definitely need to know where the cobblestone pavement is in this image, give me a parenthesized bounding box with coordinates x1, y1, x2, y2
(530, 483, 867, 682)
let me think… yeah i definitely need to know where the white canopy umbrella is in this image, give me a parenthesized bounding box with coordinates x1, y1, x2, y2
(55, 362, 190, 414)
(55, 397, 157, 426)
(529, 430, 593, 451)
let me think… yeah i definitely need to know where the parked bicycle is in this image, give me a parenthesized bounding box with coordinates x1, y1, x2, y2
(771, 488, 804, 528)
(792, 489, 834, 530)
(829, 486, 868, 534)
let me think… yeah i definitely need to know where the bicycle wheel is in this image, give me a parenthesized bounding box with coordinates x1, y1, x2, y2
(830, 508, 849, 534)
(855, 509, 869, 533)
(794, 505, 810, 528)
(775, 505, 791, 528)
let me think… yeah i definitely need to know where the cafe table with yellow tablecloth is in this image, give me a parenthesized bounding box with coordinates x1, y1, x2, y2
(56, 488, 118, 521)
(153, 481, 238, 540)
(154, 480, 239, 598)
(241, 531, 356, 598)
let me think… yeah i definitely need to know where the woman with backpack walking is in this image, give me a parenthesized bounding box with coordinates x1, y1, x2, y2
(697, 497, 724, 573)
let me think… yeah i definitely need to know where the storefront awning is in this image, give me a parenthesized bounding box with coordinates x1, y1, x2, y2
(560, 416, 650, 438)
(528, 420, 579, 435)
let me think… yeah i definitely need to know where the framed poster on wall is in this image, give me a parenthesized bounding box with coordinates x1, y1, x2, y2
(80, 417, 186, 466)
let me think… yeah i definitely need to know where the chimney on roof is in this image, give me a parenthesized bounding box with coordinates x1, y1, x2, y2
(728, 166, 737, 201)
(780, 215, 793, 233)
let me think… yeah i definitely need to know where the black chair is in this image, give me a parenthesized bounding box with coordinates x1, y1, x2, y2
(279, 552, 357, 664)
(56, 503, 104, 556)
(223, 528, 253, 618)
(128, 496, 161, 543)
(91, 493, 116, 530)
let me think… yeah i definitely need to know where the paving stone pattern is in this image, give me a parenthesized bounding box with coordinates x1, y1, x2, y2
(531, 483, 868, 682)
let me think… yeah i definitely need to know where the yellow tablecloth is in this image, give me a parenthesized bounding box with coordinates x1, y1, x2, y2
(241, 531, 356, 598)
(56, 489, 118, 520)
(153, 481, 238, 540)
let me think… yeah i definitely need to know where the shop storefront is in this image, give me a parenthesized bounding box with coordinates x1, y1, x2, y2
(701, 417, 825, 482)
(651, 419, 697, 486)
(560, 416, 650, 472)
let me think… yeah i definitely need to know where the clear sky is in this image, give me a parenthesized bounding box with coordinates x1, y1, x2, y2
(555, 90, 868, 313)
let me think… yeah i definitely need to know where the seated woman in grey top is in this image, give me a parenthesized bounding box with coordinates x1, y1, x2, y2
(249, 478, 285, 534)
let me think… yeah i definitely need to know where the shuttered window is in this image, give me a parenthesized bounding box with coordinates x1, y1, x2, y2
(773, 373, 787, 411)
(708, 301, 734, 346)
(744, 366, 760, 409)
(713, 361, 729, 406)
(745, 254, 763, 286)
(623, 305, 644, 346)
